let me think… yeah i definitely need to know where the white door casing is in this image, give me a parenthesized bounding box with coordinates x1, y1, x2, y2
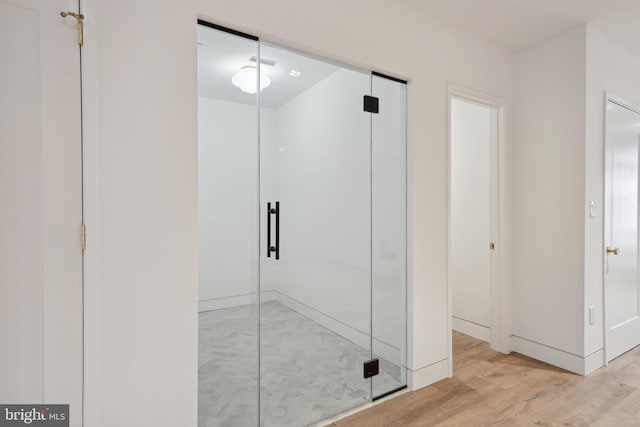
(0, 0, 83, 424)
(447, 84, 512, 374)
(604, 96, 640, 363)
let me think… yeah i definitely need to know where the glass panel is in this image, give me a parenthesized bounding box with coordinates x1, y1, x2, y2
(197, 24, 260, 426)
(605, 101, 640, 328)
(371, 75, 408, 397)
(259, 43, 372, 426)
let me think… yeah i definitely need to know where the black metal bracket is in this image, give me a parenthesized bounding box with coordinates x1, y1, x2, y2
(267, 201, 280, 260)
(364, 95, 379, 114)
(274, 201, 279, 260)
(363, 358, 379, 378)
(267, 202, 272, 258)
(373, 385, 407, 401)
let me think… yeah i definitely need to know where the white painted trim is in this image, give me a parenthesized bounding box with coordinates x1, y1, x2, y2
(405, 80, 415, 378)
(452, 317, 490, 342)
(602, 91, 609, 368)
(272, 291, 402, 365)
(511, 335, 598, 375)
(446, 87, 453, 377)
(408, 358, 449, 391)
(585, 349, 604, 375)
(446, 84, 513, 376)
(606, 93, 640, 115)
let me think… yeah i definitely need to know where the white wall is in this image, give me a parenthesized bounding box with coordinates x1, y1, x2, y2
(512, 26, 587, 369)
(1, 3, 44, 401)
(512, 24, 640, 375)
(86, 1, 199, 425)
(198, 97, 276, 310)
(450, 98, 492, 336)
(86, 0, 514, 423)
(585, 27, 640, 359)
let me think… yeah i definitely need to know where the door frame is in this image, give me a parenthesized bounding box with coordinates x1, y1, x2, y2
(446, 84, 512, 374)
(194, 19, 411, 422)
(602, 92, 640, 365)
(80, 0, 99, 424)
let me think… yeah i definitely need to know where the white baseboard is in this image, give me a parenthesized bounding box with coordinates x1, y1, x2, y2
(408, 358, 449, 390)
(452, 317, 490, 342)
(273, 290, 402, 365)
(584, 349, 604, 375)
(510, 335, 604, 375)
(198, 291, 277, 312)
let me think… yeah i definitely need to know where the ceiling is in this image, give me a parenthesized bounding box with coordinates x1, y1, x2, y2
(197, 25, 338, 109)
(401, 0, 640, 51)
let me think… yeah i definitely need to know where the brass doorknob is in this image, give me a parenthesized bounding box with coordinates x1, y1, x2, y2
(606, 247, 619, 255)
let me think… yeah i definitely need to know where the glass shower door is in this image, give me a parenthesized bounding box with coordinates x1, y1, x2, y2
(258, 43, 373, 426)
(371, 74, 408, 398)
(197, 21, 408, 426)
(197, 23, 260, 426)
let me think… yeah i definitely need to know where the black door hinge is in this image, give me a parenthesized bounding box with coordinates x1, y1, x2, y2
(364, 95, 379, 114)
(363, 358, 379, 378)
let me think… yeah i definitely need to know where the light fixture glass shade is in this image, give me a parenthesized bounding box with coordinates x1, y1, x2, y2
(231, 65, 271, 94)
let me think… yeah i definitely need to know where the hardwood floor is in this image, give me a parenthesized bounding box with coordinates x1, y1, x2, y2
(329, 331, 640, 426)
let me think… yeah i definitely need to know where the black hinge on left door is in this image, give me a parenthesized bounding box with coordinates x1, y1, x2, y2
(364, 95, 379, 114)
(363, 358, 379, 378)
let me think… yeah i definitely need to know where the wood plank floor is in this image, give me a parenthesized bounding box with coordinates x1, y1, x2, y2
(329, 331, 640, 426)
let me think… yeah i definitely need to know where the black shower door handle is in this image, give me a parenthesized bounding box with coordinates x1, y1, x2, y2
(267, 202, 272, 258)
(267, 201, 280, 260)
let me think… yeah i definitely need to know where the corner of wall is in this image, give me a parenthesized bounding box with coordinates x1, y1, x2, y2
(583, 23, 606, 359)
(512, 23, 588, 360)
(408, 359, 449, 391)
(583, 24, 640, 358)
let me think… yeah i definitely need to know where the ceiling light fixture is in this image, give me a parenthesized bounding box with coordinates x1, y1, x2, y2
(289, 70, 302, 77)
(231, 65, 271, 94)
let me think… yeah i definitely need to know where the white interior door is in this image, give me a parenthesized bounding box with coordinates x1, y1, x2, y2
(0, 0, 83, 423)
(604, 99, 640, 363)
(450, 97, 497, 343)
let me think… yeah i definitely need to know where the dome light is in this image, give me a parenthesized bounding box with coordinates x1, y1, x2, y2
(231, 65, 271, 94)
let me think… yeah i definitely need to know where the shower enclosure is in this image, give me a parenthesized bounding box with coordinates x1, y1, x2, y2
(197, 21, 407, 426)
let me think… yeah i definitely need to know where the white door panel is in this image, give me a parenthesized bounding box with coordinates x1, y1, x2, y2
(450, 97, 496, 339)
(0, 0, 82, 423)
(605, 99, 640, 363)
